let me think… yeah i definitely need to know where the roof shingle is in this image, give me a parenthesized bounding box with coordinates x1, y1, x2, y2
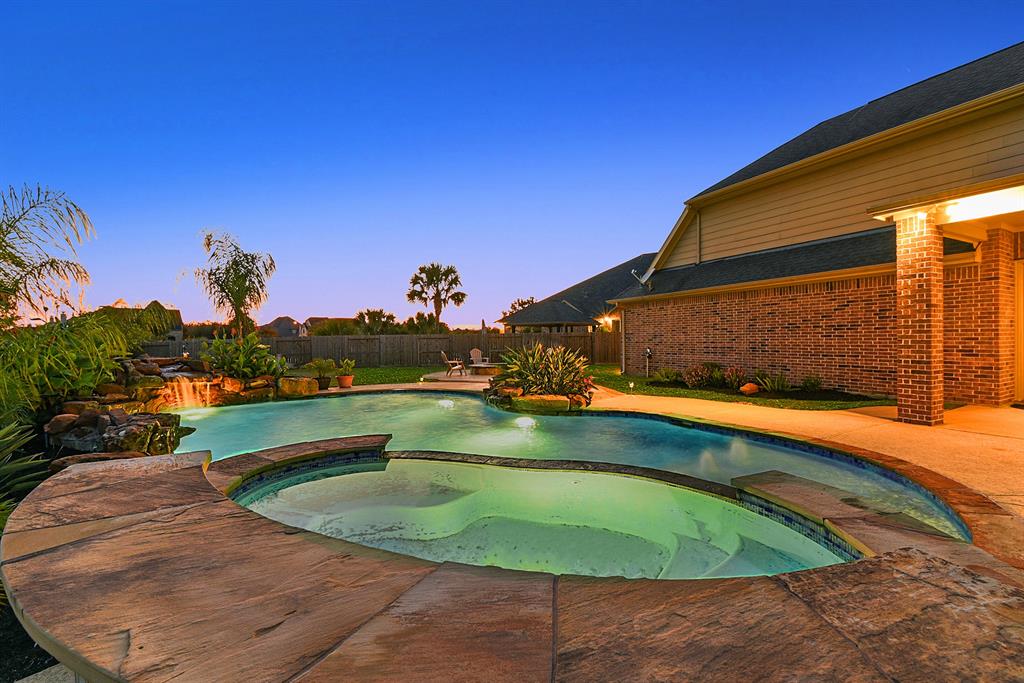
(697, 42, 1024, 197)
(612, 227, 974, 301)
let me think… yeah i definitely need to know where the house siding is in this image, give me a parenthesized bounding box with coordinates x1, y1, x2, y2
(662, 101, 1024, 269)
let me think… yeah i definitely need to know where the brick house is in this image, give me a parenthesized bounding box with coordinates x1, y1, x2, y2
(611, 43, 1024, 425)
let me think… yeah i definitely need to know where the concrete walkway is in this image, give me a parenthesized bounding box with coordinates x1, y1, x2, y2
(589, 392, 1024, 518)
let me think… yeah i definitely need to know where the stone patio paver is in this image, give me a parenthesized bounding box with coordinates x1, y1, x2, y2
(589, 392, 1024, 519)
(4, 419, 1024, 681)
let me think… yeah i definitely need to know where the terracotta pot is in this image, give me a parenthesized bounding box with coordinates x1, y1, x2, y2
(315, 377, 331, 391)
(336, 375, 355, 389)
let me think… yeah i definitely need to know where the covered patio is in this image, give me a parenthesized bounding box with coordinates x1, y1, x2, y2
(871, 177, 1024, 425)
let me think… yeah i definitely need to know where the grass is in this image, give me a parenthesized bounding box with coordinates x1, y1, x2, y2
(285, 366, 443, 387)
(589, 364, 895, 411)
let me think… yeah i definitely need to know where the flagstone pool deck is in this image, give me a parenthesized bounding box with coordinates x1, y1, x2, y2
(2, 388, 1024, 681)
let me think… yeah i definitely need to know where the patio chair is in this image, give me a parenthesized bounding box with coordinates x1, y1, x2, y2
(469, 348, 489, 365)
(441, 351, 465, 376)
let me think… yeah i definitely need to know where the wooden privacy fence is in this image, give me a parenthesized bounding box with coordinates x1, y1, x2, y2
(142, 331, 621, 368)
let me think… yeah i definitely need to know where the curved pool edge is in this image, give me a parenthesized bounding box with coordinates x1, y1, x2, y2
(4, 437, 1024, 681)
(190, 385, 1009, 560)
(224, 445, 864, 567)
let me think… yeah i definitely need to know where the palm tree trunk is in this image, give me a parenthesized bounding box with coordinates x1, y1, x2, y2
(433, 296, 442, 333)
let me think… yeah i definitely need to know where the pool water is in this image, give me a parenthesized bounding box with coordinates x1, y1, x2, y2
(239, 459, 845, 579)
(176, 392, 964, 539)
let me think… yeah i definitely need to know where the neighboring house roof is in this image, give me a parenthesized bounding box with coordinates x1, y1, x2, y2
(697, 41, 1024, 197)
(304, 316, 355, 328)
(260, 316, 303, 336)
(501, 253, 656, 326)
(612, 227, 974, 302)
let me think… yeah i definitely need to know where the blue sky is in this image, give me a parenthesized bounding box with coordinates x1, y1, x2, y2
(4, 1, 1023, 326)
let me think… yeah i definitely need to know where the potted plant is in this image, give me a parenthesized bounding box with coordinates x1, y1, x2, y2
(335, 358, 356, 388)
(303, 358, 337, 391)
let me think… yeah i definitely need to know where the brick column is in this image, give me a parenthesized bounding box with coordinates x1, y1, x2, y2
(896, 212, 944, 425)
(978, 227, 1016, 404)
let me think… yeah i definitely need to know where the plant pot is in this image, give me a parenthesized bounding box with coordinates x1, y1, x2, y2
(336, 375, 355, 389)
(315, 377, 331, 391)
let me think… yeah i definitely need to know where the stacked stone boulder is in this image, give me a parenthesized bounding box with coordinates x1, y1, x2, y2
(45, 406, 195, 457)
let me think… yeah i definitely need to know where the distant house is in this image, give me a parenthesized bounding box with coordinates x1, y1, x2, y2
(100, 299, 184, 340)
(499, 253, 655, 333)
(259, 316, 306, 338)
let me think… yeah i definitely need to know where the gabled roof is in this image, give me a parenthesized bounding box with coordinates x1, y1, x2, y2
(501, 252, 656, 326)
(260, 316, 303, 336)
(613, 227, 974, 302)
(697, 42, 1024, 198)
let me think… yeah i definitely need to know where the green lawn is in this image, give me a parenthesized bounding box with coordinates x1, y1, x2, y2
(589, 364, 895, 411)
(285, 366, 443, 387)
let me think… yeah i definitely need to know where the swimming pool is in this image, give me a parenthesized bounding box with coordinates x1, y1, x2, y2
(176, 391, 966, 539)
(237, 458, 845, 579)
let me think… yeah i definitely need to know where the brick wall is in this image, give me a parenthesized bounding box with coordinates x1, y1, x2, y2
(621, 275, 898, 396)
(621, 251, 1016, 404)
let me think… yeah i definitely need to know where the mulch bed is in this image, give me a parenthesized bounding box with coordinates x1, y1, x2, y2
(1, 605, 56, 683)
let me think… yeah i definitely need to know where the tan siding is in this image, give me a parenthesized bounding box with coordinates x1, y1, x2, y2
(662, 102, 1024, 267)
(663, 217, 700, 268)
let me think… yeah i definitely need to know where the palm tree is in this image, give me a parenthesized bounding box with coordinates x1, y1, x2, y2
(406, 262, 467, 332)
(0, 185, 93, 327)
(194, 231, 275, 338)
(355, 308, 398, 335)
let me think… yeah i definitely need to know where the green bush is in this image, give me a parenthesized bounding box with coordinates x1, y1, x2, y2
(303, 358, 337, 380)
(495, 344, 593, 404)
(756, 371, 791, 393)
(651, 368, 682, 383)
(201, 333, 288, 380)
(723, 366, 746, 390)
(800, 375, 824, 392)
(682, 364, 712, 388)
(0, 424, 47, 532)
(0, 313, 135, 423)
(336, 358, 356, 375)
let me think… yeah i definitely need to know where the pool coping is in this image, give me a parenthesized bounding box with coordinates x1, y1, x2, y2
(3, 434, 1024, 681)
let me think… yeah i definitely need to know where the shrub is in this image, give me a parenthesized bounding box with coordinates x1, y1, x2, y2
(495, 344, 593, 404)
(723, 366, 745, 390)
(756, 371, 790, 393)
(800, 375, 824, 392)
(651, 368, 682, 383)
(336, 358, 356, 376)
(682, 364, 712, 388)
(303, 358, 337, 380)
(0, 311, 148, 423)
(201, 333, 288, 380)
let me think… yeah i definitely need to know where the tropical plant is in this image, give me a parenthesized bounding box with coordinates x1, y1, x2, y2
(303, 358, 338, 381)
(354, 308, 398, 335)
(723, 366, 746, 390)
(406, 262, 467, 332)
(0, 424, 47, 529)
(336, 358, 356, 376)
(494, 344, 593, 404)
(501, 296, 536, 319)
(1, 185, 93, 327)
(756, 371, 791, 393)
(651, 368, 682, 383)
(682, 364, 712, 388)
(193, 231, 275, 338)
(0, 310, 165, 423)
(308, 319, 358, 336)
(401, 312, 449, 334)
(201, 333, 288, 380)
(800, 375, 824, 392)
